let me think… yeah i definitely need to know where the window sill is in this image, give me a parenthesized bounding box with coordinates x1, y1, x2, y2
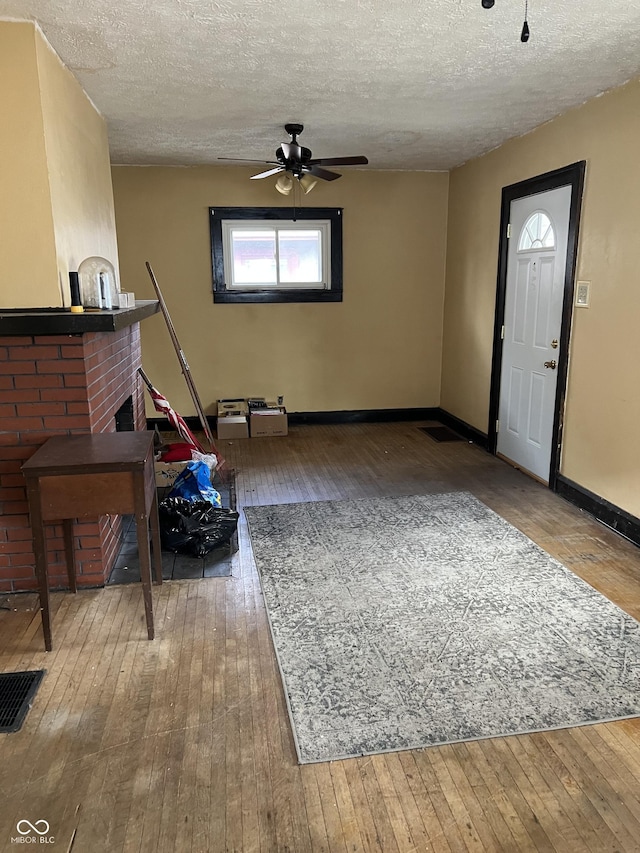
(213, 290, 343, 304)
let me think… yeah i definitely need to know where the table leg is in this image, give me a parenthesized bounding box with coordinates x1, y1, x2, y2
(62, 519, 77, 593)
(135, 508, 155, 641)
(149, 489, 163, 586)
(25, 482, 53, 652)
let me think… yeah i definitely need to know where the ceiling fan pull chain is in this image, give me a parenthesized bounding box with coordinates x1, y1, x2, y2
(482, 0, 531, 42)
(521, 0, 530, 42)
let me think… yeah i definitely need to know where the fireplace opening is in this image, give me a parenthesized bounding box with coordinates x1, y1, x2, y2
(115, 396, 135, 432)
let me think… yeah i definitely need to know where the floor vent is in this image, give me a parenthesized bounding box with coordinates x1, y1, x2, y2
(0, 670, 45, 733)
(419, 425, 464, 443)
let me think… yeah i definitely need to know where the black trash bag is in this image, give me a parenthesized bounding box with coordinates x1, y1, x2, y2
(158, 497, 239, 558)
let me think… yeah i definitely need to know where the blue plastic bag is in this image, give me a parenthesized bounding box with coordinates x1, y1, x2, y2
(167, 460, 221, 507)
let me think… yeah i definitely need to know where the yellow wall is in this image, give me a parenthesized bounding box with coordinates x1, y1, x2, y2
(0, 23, 58, 307)
(0, 22, 118, 309)
(36, 31, 120, 301)
(112, 166, 449, 415)
(442, 78, 640, 517)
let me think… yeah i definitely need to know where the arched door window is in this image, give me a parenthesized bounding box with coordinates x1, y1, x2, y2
(518, 211, 555, 251)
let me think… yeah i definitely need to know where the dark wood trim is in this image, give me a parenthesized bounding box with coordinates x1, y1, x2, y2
(147, 416, 215, 433)
(488, 161, 586, 491)
(289, 408, 441, 425)
(212, 289, 343, 304)
(435, 409, 489, 448)
(209, 206, 343, 304)
(148, 406, 487, 432)
(0, 301, 159, 335)
(556, 475, 640, 548)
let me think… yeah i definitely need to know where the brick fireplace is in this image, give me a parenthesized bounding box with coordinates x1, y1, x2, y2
(0, 303, 158, 592)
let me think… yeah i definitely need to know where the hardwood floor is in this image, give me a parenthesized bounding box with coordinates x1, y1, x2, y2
(1, 421, 640, 852)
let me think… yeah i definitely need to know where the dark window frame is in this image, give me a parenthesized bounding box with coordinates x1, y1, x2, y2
(210, 206, 343, 303)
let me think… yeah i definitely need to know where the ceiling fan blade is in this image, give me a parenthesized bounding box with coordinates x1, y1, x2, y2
(250, 167, 285, 180)
(307, 165, 342, 181)
(218, 157, 280, 165)
(307, 155, 369, 167)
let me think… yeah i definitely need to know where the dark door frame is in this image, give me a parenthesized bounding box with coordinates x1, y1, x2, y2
(487, 161, 586, 491)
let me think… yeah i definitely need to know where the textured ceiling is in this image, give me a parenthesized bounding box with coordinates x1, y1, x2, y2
(2, 1, 640, 170)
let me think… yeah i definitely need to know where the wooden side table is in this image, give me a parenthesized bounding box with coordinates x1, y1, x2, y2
(21, 431, 163, 651)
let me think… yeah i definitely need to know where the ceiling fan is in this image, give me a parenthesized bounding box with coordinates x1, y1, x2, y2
(218, 124, 368, 193)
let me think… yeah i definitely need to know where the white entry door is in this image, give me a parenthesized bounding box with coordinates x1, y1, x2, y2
(497, 185, 572, 482)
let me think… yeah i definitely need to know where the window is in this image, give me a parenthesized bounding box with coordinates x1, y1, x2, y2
(518, 211, 556, 251)
(224, 223, 327, 288)
(210, 207, 343, 303)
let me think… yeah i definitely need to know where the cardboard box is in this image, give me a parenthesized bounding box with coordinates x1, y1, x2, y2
(217, 415, 249, 439)
(217, 399, 248, 417)
(216, 398, 249, 439)
(154, 460, 189, 487)
(250, 404, 288, 437)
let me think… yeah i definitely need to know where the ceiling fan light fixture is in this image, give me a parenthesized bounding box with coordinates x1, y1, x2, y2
(299, 174, 318, 194)
(481, 0, 495, 8)
(275, 173, 294, 195)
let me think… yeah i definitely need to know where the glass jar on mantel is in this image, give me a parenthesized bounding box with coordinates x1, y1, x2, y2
(77, 256, 119, 309)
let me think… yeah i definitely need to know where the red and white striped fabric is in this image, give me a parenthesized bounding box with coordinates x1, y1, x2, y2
(147, 385, 205, 453)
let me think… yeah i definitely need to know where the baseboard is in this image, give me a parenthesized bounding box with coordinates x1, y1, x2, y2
(147, 415, 214, 433)
(288, 408, 441, 425)
(147, 406, 488, 435)
(434, 409, 489, 448)
(147, 408, 441, 432)
(556, 475, 640, 548)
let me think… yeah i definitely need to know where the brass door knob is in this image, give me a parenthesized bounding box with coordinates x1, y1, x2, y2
(544, 360, 557, 370)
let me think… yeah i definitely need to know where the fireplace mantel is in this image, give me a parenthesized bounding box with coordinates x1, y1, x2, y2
(0, 300, 159, 336)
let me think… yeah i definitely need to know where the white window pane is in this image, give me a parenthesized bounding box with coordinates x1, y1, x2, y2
(518, 211, 555, 251)
(220, 218, 330, 290)
(278, 230, 322, 283)
(231, 230, 276, 284)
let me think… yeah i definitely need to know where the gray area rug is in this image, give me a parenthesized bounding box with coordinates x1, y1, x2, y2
(245, 492, 640, 764)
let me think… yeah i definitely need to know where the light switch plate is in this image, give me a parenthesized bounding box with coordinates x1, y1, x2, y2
(576, 281, 591, 307)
